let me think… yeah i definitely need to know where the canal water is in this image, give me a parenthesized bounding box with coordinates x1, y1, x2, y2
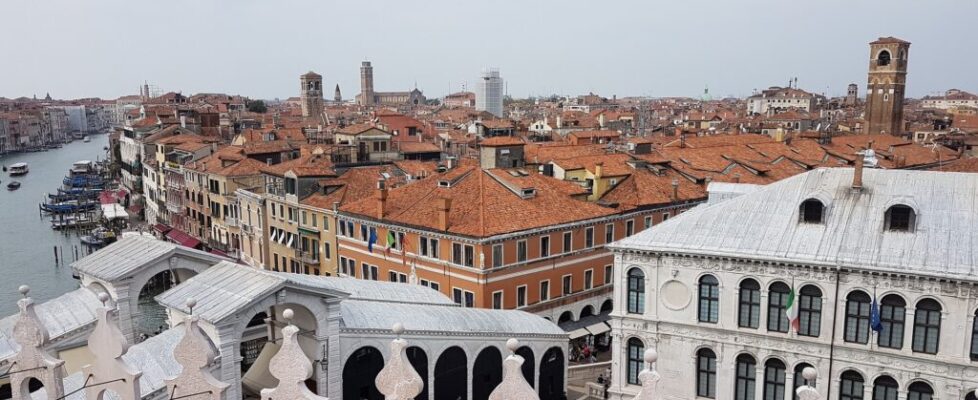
(0, 135, 111, 315)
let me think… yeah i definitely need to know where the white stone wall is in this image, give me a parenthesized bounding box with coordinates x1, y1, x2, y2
(608, 252, 978, 400)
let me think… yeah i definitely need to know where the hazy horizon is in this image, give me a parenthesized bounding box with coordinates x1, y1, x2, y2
(2, 0, 975, 101)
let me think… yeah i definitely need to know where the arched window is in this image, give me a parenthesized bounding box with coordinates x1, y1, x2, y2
(763, 359, 786, 400)
(739, 279, 761, 329)
(839, 371, 865, 400)
(844, 291, 872, 344)
(627, 268, 645, 314)
(626, 338, 644, 385)
(906, 382, 933, 400)
(872, 376, 899, 400)
(799, 199, 824, 223)
(767, 282, 790, 333)
(912, 299, 942, 354)
(735, 354, 756, 400)
(971, 309, 978, 360)
(878, 295, 906, 349)
(965, 390, 977, 400)
(792, 363, 816, 400)
(698, 275, 720, 323)
(884, 205, 915, 232)
(798, 285, 822, 337)
(878, 50, 892, 66)
(696, 348, 717, 398)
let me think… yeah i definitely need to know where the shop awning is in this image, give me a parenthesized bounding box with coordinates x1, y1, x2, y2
(101, 203, 129, 220)
(166, 228, 201, 249)
(153, 223, 172, 234)
(568, 328, 590, 340)
(586, 322, 611, 336)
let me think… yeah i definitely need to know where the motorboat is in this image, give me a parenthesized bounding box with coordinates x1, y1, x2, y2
(41, 199, 98, 213)
(8, 163, 28, 176)
(7, 181, 20, 190)
(83, 136, 91, 143)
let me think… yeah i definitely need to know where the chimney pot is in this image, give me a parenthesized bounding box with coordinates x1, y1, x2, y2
(671, 179, 680, 201)
(436, 197, 452, 231)
(852, 153, 864, 190)
(377, 178, 388, 219)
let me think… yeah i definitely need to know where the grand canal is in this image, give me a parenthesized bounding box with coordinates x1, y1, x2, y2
(0, 135, 110, 315)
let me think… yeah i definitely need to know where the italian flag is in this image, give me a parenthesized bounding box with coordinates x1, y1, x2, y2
(785, 287, 800, 332)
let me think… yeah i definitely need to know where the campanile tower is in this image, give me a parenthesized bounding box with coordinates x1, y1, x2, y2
(864, 37, 910, 135)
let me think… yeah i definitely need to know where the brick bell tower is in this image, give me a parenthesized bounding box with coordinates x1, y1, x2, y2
(300, 71, 323, 118)
(864, 37, 910, 135)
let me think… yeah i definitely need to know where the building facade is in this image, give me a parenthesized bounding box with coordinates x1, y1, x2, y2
(476, 68, 504, 117)
(607, 167, 978, 400)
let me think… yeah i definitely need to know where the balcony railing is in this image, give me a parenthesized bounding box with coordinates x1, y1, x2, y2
(225, 217, 239, 228)
(295, 249, 320, 265)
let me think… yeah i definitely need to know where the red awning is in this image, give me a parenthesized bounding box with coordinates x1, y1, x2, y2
(166, 229, 201, 249)
(153, 223, 172, 234)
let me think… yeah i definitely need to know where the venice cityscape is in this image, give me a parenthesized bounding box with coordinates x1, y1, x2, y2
(0, 1, 976, 400)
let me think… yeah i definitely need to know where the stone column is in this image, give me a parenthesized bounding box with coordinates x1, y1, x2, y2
(319, 298, 342, 396)
(217, 324, 243, 400)
(112, 282, 138, 344)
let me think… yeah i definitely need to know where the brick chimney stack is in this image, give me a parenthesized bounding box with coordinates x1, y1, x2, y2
(671, 179, 680, 202)
(437, 197, 452, 231)
(377, 178, 388, 219)
(853, 152, 864, 190)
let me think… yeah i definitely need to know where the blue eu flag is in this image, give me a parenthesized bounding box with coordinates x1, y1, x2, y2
(367, 228, 377, 253)
(870, 297, 883, 332)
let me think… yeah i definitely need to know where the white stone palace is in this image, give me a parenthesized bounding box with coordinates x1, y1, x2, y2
(606, 164, 978, 400)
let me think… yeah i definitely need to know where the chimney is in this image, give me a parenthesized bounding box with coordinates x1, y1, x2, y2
(436, 197, 452, 231)
(599, 113, 606, 129)
(377, 178, 388, 219)
(852, 152, 864, 190)
(180, 115, 187, 128)
(671, 179, 679, 202)
(594, 162, 604, 180)
(332, 201, 339, 212)
(556, 116, 562, 128)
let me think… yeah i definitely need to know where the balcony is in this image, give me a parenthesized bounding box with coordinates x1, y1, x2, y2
(225, 217, 239, 228)
(295, 249, 320, 265)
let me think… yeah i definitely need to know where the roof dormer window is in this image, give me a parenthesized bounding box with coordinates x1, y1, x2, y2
(885, 205, 915, 232)
(800, 199, 824, 224)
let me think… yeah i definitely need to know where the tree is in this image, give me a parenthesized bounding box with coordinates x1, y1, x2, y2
(246, 100, 267, 113)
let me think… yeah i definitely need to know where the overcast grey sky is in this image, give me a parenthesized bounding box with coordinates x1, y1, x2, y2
(2, 0, 974, 101)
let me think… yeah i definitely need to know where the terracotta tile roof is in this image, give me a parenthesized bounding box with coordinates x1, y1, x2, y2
(340, 166, 616, 237)
(242, 140, 299, 155)
(600, 169, 706, 209)
(523, 143, 608, 164)
(338, 123, 387, 135)
(871, 36, 910, 44)
(568, 130, 621, 140)
(261, 151, 336, 177)
(933, 158, 978, 173)
(552, 153, 634, 177)
(479, 136, 525, 147)
(303, 165, 408, 209)
(393, 160, 439, 178)
(397, 141, 441, 154)
(188, 146, 264, 177)
(481, 119, 515, 129)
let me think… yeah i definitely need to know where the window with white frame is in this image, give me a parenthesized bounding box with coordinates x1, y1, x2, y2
(605, 223, 614, 243)
(562, 275, 573, 295)
(517, 240, 527, 263)
(517, 285, 527, 308)
(626, 220, 635, 237)
(562, 232, 572, 253)
(540, 236, 550, 257)
(492, 291, 503, 309)
(540, 280, 550, 301)
(604, 264, 613, 285)
(492, 244, 503, 268)
(584, 269, 593, 290)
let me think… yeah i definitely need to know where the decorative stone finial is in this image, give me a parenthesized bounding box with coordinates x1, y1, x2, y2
(9, 285, 67, 400)
(260, 313, 327, 400)
(186, 297, 197, 314)
(19, 284, 30, 297)
(83, 299, 142, 400)
(164, 311, 228, 400)
(489, 340, 538, 400)
(644, 348, 657, 364)
(506, 338, 520, 353)
(795, 367, 819, 400)
(375, 328, 423, 400)
(632, 347, 660, 400)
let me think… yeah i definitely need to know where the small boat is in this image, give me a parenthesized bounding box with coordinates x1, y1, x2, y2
(41, 200, 98, 213)
(7, 181, 21, 190)
(83, 136, 91, 143)
(8, 163, 28, 176)
(69, 160, 96, 176)
(80, 229, 116, 247)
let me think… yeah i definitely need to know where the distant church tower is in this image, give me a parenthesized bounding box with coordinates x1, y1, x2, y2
(300, 71, 323, 118)
(864, 37, 910, 135)
(334, 84, 342, 102)
(845, 83, 858, 106)
(359, 61, 375, 106)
